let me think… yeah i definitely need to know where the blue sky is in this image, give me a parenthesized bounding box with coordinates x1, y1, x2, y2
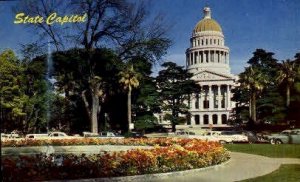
(1, 0, 300, 74)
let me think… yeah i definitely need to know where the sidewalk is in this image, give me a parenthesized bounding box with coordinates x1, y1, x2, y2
(155, 152, 300, 182)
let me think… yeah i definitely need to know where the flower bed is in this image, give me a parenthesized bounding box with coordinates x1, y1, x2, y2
(2, 138, 230, 181)
(2, 137, 199, 147)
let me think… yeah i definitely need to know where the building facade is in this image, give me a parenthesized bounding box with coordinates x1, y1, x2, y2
(185, 7, 236, 127)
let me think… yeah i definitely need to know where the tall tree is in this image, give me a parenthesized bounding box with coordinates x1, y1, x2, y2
(17, 0, 171, 133)
(118, 64, 141, 132)
(239, 66, 267, 124)
(0, 50, 26, 130)
(156, 62, 200, 132)
(277, 60, 297, 107)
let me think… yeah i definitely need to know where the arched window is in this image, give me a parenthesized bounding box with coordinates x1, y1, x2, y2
(204, 115, 209, 125)
(222, 114, 227, 124)
(213, 114, 218, 124)
(195, 115, 200, 125)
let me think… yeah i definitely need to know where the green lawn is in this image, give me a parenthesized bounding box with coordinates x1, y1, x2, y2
(224, 144, 300, 158)
(239, 164, 300, 182)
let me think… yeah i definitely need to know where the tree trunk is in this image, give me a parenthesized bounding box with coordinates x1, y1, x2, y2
(249, 97, 252, 118)
(286, 85, 290, 107)
(82, 90, 100, 133)
(91, 94, 99, 133)
(251, 92, 257, 124)
(128, 88, 132, 132)
(171, 108, 176, 132)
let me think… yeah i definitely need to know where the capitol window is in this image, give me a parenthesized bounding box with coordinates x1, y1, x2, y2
(203, 115, 209, 125)
(222, 114, 227, 124)
(195, 115, 200, 125)
(213, 114, 218, 124)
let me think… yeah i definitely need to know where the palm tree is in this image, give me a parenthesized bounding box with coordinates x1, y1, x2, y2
(277, 60, 297, 107)
(119, 65, 140, 132)
(239, 66, 267, 124)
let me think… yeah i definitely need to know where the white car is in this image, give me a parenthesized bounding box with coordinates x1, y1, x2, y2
(83, 131, 124, 139)
(175, 130, 248, 144)
(1, 132, 22, 141)
(217, 131, 249, 143)
(25, 133, 48, 139)
(175, 130, 220, 142)
(25, 132, 79, 140)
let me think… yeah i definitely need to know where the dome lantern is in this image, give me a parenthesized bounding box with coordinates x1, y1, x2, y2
(203, 7, 211, 19)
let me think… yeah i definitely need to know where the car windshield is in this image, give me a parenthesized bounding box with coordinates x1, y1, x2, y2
(281, 131, 291, 135)
(291, 131, 300, 135)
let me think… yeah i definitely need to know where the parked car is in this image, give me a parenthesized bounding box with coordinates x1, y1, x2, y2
(25, 132, 78, 140)
(267, 129, 300, 144)
(1, 132, 22, 141)
(175, 130, 249, 144)
(25, 133, 48, 139)
(83, 132, 100, 137)
(129, 132, 147, 138)
(218, 131, 249, 143)
(83, 131, 124, 139)
(175, 130, 222, 142)
(99, 131, 124, 139)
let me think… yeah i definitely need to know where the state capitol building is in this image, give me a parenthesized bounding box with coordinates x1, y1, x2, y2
(184, 7, 236, 128)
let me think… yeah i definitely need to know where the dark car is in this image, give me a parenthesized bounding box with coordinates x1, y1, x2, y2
(267, 129, 300, 144)
(129, 132, 147, 138)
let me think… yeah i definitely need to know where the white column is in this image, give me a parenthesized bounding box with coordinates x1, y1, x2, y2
(191, 93, 195, 109)
(218, 85, 221, 110)
(204, 51, 207, 63)
(214, 51, 217, 63)
(209, 114, 213, 124)
(199, 86, 203, 110)
(208, 50, 211, 63)
(189, 52, 192, 65)
(191, 115, 195, 125)
(227, 85, 230, 109)
(200, 115, 203, 125)
(218, 114, 222, 125)
(209, 85, 213, 110)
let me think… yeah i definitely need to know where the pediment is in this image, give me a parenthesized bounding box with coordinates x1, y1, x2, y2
(192, 70, 234, 81)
